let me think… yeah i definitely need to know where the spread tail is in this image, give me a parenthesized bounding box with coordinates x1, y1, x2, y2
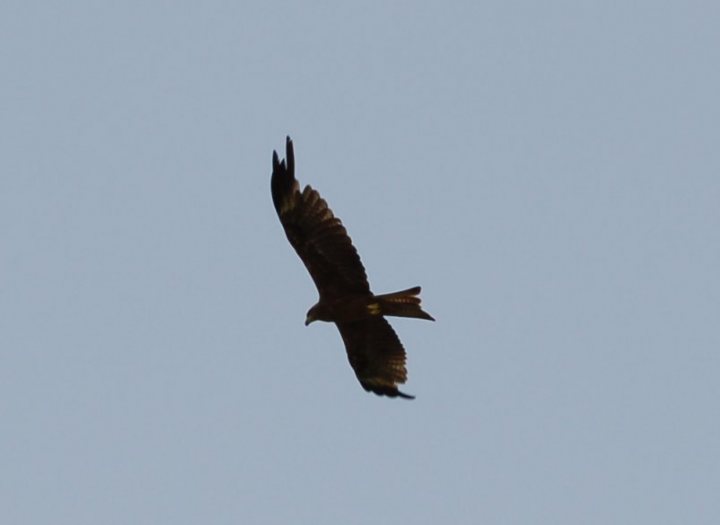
(375, 286, 435, 321)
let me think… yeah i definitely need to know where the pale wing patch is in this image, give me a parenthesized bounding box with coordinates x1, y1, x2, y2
(278, 180, 301, 215)
(367, 303, 381, 315)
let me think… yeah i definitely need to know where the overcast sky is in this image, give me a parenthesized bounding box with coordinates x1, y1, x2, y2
(2, 2, 719, 524)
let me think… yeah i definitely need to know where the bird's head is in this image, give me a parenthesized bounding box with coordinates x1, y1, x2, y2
(305, 303, 326, 326)
(305, 305, 318, 326)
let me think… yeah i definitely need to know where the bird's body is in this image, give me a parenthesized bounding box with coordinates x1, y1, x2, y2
(270, 137, 433, 399)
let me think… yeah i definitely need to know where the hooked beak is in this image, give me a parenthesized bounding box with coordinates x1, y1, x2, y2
(304, 315, 313, 326)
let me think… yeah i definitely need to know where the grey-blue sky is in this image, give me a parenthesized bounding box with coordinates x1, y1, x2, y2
(2, 1, 718, 523)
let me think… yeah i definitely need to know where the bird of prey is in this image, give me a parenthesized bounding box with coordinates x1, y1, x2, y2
(270, 137, 434, 399)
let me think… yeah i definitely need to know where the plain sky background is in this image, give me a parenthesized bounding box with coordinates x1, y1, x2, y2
(2, 1, 719, 524)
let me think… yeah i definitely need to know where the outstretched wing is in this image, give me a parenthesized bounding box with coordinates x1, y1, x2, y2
(336, 318, 414, 399)
(271, 137, 370, 301)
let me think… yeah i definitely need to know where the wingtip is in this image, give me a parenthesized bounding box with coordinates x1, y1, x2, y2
(286, 136, 294, 174)
(272, 138, 293, 175)
(364, 383, 415, 400)
(271, 137, 297, 213)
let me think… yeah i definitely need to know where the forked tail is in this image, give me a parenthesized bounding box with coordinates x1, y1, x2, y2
(375, 286, 435, 321)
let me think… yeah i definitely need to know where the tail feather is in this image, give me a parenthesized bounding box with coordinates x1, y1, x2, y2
(376, 286, 435, 321)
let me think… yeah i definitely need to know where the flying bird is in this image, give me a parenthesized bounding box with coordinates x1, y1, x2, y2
(271, 137, 434, 399)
